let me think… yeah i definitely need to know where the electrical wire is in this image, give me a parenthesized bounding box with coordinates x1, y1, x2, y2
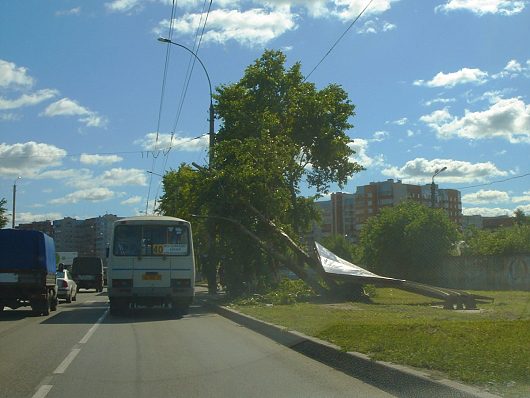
(457, 172, 530, 190)
(146, 0, 178, 214)
(304, 0, 374, 82)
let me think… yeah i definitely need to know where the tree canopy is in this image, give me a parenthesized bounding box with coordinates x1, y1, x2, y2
(0, 198, 8, 228)
(158, 50, 362, 295)
(359, 201, 461, 281)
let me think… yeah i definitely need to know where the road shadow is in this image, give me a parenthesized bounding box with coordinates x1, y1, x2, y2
(0, 308, 37, 320)
(104, 303, 214, 324)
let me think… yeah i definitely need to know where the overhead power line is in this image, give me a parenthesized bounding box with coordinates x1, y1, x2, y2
(304, 0, 374, 82)
(457, 172, 530, 190)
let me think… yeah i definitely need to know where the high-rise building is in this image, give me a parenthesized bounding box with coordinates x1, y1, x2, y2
(311, 179, 462, 243)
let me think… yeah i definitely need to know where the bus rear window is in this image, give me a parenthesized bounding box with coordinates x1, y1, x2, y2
(113, 224, 190, 256)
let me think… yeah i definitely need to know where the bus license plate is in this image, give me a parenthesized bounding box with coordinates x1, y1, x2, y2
(142, 273, 161, 281)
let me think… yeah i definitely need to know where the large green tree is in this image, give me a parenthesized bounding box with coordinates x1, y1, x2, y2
(159, 50, 363, 295)
(359, 201, 461, 281)
(0, 198, 8, 228)
(214, 50, 363, 232)
(463, 224, 530, 256)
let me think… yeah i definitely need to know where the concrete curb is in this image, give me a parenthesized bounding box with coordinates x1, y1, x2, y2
(206, 301, 501, 398)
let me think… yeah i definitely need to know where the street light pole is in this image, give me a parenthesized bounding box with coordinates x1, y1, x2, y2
(155, 39, 217, 293)
(431, 167, 447, 208)
(157, 37, 215, 165)
(12, 176, 21, 228)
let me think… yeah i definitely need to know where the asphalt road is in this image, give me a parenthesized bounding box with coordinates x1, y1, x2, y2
(0, 289, 396, 398)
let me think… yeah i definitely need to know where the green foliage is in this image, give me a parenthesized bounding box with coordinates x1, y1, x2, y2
(159, 50, 363, 297)
(234, 279, 316, 306)
(0, 198, 8, 228)
(359, 201, 461, 280)
(463, 224, 530, 256)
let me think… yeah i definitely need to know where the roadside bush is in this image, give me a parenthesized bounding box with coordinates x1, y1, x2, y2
(234, 279, 316, 306)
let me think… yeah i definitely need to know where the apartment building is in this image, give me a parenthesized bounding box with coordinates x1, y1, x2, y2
(311, 179, 462, 242)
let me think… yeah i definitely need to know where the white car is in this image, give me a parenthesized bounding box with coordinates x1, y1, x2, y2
(56, 270, 78, 303)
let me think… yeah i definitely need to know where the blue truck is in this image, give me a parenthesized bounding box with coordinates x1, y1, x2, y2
(0, 229, 58, 315)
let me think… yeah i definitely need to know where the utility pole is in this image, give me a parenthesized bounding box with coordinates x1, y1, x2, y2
(431, 167, 447, 208)
(12, 177, 21, 228)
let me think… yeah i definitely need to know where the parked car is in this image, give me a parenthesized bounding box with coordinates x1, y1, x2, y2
(56, 270, 77, 303)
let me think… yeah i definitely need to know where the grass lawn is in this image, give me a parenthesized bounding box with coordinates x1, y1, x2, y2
(232, 289, 530, 398)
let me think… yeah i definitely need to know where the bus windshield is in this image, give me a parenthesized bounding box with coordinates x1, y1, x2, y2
(113, 224, 190, 257)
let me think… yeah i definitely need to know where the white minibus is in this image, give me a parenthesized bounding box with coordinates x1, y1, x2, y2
(107, 216, 195, 315)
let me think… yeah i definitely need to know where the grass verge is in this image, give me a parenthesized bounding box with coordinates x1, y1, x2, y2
(231, 288, 530, 397)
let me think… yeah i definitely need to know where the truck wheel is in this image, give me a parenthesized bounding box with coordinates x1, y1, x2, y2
(50, 296, 58, 311)
(41, 296, 50, 316)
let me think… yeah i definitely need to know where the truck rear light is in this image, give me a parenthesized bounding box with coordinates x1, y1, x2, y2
(61, 280, 68, 288)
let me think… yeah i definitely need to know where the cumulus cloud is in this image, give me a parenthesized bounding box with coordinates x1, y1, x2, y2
(424, 97, 456, 107)
(357, 18, 396, 34)
(42, 98, 107, 127)
(414, 68, 488, 88)
(512, 191, 530, 204)
(49, 187, 116, 205)
(436, 0, 526, 16)
(105, 0, 142, 12)
(462, 207, 512, 217)
(61, 168, 148, 190)
(0, 60, 34, 89)
(156, 8, 297, 47)
(134, 132, 209, 152)
(462, 189, 510, 204)
(0, 89, 59, 110)
(121, 196, 143, 205)
(420, 97, 530, 144)
(381, 158, 507, 184)
(0, 142, 67, 177)
(348, 139, 384, 168)
(80, 153, 123, 165)
(15, 212, 63, 225)
(371, 130, 389, 141)
(55, 7, 81, 16)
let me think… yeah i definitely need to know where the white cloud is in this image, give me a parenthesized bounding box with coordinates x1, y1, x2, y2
(371, 130, 388, 141)
(134, 132, 209, 152)
(55, 7, 81, 16)
(157, 8, 297, 47)
(382, 158, 507, 184)
(0, 60, 34, 89)
(15, 212, 63, 225)
(100, 168, 148, 187)
(388, 117, 407, 126)
(512, 191, 530, 203)
(424, 97, 456, 107)
(462, 207, 512, 217)
(105, 0, 142, 12)
(42, 98, 107, 127)
(49, 187, 116, 205)
(0, 142, 67, 177)
(436, 0, 526, 16)
(348, 139, 384, 168)
(414, 68, 488, 88)
(0, 89, 59, 110)
(421, 98, 530, 144)
(357, 18, 396, 34)
(121, 196, 143, 205)
(462, 189, 510, 204)
(80, 153, 123, 165)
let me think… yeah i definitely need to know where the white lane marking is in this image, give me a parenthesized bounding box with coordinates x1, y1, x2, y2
(79, 309, 108, 344)
(31, 385, 53, 398)
(53, 348, 81, 374)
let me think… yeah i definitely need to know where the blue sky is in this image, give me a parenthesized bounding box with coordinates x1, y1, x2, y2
(1, 0, 529, 225)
